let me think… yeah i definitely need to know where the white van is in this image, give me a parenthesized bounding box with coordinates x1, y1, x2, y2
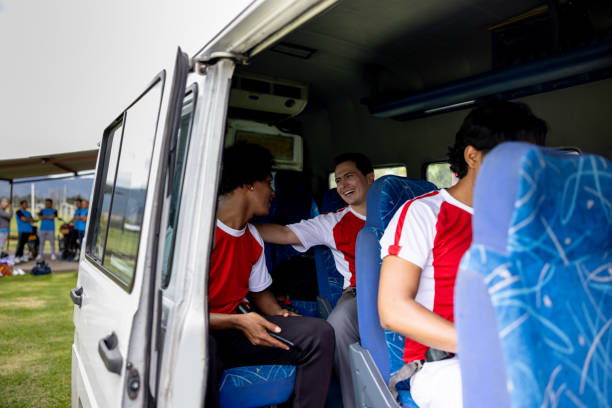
(71, 0, 612, 407)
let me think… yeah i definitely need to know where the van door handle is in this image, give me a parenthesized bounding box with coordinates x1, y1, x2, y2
(70, 287, 83, 307)
(98, 332, 123, 375)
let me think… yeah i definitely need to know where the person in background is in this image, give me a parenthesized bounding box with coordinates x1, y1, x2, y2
(75, 199, 89, 256)
(37, 198, 58, 260)
(378, 101, 547, 408)
(0, 199, 12, 254)
(15, 200, 35, 263)
(69, 198, 82, 256)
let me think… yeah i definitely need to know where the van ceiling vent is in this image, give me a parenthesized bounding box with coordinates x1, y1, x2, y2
(230, 73, 308, 118)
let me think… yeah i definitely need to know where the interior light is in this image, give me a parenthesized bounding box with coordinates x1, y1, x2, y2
(424, 100, 476, 114)
(271, 42, 316, 59)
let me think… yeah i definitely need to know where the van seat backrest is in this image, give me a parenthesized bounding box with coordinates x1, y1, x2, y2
(313, 188, 347, 308)
(456, 142, 612, 407)
(254, 170, 319, 316)
(356, 176, 437, 381)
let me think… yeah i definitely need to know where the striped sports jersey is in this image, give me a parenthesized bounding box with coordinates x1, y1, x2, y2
(380, 189, 472, 363)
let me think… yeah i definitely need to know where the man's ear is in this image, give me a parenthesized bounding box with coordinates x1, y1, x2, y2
(242, 183, 255, 192)
(464, 145, 483, 170)
(366, 172, 375, 185)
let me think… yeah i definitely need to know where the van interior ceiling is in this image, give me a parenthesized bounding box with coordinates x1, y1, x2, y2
(227, 0, 612, 195)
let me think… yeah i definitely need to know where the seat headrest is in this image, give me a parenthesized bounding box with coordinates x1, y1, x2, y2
(366, 175, 437, 231)
(473, 142, 612, 257)
(270, 170, 319, 223)
(321, 188, 345, 213)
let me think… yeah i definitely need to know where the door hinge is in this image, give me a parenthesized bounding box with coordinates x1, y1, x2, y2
(126, 362, 141, 400)
(190, 51, 248, 74)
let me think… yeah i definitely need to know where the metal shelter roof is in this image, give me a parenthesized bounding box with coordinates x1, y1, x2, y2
(0, 150, 98, 182)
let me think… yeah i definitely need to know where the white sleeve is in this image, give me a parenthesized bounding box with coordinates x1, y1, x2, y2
(287, 213, 337, 252)
(380, 201, 435, 269)
(247, 224, 273, 292)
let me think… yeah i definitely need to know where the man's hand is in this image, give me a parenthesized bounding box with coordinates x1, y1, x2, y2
(237, 312, 290, 350)
(276, 309, 300, 317)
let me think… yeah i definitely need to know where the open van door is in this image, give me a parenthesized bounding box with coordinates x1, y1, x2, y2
(71, 47, 191, 408)
(72, 1, 340, 407)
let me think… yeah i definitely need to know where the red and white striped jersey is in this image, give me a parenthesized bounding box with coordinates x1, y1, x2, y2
(380, 189, 473, 364)
(288, 206, 366, 289)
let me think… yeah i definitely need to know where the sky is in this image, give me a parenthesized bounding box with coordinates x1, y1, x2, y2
(0, 0, 251, 161)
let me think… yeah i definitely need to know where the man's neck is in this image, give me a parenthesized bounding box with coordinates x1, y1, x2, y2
(217, 193, 251, 230)
(446, 176, 475, 208)
(351, 203, 367, 217)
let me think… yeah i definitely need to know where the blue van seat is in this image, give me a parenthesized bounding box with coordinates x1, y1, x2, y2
(455, 142, 612, 407)
(313, 188, 347, 317)
(219, 365, 296, 408)
(351, 176, 437, 408)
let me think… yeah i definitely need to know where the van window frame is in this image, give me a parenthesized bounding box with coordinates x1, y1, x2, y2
(161, 83, 198, 289)
(85, 71, 166, 292)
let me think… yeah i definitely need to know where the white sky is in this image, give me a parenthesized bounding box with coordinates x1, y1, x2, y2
(0, 0, 251, 161)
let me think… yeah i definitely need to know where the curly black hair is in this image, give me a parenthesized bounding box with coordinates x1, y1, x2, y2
(219, 143, 273, 195)
(334, 152, 374, 176)
(448, 101, 547, 178)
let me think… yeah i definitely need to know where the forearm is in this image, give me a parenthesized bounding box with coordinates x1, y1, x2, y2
(254, 223, 300, 245)
(251, 289, 284, 316)
(380, 297, 456, 353)
(209, 312, 243, 330)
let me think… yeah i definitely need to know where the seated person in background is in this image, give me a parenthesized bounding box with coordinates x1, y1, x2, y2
(206, 143, 335, 408)
(0, 199, 12, 254)
(256, 152, 374, 408)
(14, 200, 35, 263)
(37, 198, 58, 260)
(378, 101, 547, 408)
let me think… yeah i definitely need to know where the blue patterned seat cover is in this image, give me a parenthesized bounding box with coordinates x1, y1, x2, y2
(356, 175, 437, 407)
(455, 142, 612, 408)
(219, 365, 296, 408)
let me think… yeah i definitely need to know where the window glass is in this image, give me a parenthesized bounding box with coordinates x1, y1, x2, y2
(161, 92, 196, 288)
(91, 122, 123, 261)
(328, 165, 407, 189)
(102, 80, 163, 284)
(425, 161, 459, 189)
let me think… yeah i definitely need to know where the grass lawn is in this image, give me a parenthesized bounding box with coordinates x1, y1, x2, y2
(0, 272, 77, 408)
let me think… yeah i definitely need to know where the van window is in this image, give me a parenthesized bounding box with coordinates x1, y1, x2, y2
(328, 165, 407, 189)
(424, 161, 459, 189)
(86, 76, 164, 290)
(161, 88, 197, 288)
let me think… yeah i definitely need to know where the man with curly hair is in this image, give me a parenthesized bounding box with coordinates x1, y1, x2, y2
(378, 101, 547, 408)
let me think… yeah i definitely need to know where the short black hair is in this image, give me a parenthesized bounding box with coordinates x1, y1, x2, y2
(448, 101, 547, 178)
(334, 152, 373, 176)
(45, 198, 52, 204)
(20, 200, 27, 206)
(75, 198, 82, 203)
(219, 143, 273, 196)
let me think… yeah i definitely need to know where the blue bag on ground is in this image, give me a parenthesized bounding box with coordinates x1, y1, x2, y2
(31, 261, 51, 275)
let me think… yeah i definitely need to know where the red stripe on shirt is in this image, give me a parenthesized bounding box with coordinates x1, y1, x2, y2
(388, 191, 439, 256)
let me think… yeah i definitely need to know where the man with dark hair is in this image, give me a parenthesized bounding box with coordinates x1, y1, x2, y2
(256, 152, 374, 408)
(207, 143, 335, 408)
(378, 101, 547, 408)
(14, 200, 34, 263)
(37, 198, 58, 260)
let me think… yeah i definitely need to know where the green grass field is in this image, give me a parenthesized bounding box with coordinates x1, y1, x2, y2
(0, 272, 77, 408)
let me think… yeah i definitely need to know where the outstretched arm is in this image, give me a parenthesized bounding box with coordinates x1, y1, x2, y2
(378, 255, 456, 353)
(254, 223, 301, 245)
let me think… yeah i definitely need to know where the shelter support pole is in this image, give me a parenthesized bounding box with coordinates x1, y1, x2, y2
(7, 181, 13, 253)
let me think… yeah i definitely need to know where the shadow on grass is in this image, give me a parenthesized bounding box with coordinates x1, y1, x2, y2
(0, 272, 77, 408)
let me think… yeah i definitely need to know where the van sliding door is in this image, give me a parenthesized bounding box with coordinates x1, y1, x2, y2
(71, 48, 190, 408)
(154, 58, 236, 407)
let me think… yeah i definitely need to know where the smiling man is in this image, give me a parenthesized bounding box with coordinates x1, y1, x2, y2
(256, 152, 374, 408)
